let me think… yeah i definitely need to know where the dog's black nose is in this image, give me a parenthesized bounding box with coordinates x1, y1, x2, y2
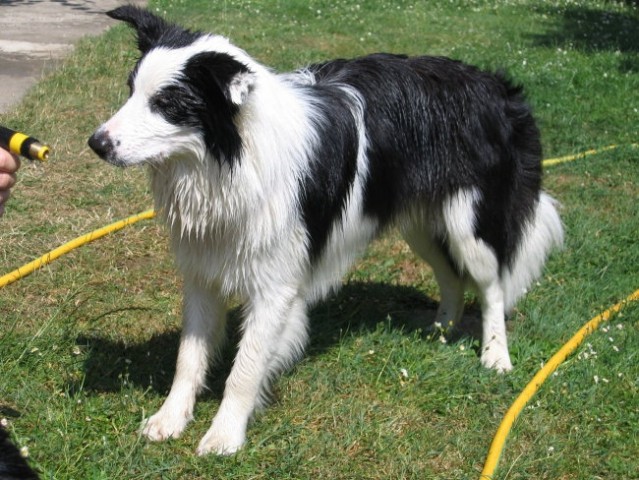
(88, 130, 114, 159)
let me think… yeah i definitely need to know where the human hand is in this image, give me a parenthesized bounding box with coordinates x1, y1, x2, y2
(0, 147, 21, 217)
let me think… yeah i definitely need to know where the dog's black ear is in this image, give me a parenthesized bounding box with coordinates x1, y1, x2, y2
(186, 52, 256, 107)
(107, 5, 180, 54)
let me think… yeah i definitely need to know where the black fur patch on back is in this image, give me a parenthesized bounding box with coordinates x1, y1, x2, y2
(308, 54, 542, 268)
(297, 86, 360, 262)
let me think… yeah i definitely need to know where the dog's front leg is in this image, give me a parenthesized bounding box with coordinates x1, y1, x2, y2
(196, 293, 304, 456)
(142, 280, 227, 441)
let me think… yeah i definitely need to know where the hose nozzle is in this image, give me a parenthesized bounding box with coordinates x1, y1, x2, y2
(0, 125, 50, 161)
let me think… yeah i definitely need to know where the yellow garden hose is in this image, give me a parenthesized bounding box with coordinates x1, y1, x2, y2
(479, 288, 639, 479)
(0, 209, 155, 288)
(542, 143, 637, 167)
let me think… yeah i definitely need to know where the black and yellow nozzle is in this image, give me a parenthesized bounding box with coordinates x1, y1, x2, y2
(0, 125, 50, 161)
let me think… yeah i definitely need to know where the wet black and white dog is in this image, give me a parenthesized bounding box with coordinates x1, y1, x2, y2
(89, 6, 563, 455)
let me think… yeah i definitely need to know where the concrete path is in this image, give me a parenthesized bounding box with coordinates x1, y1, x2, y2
(0, 0, 146, 114)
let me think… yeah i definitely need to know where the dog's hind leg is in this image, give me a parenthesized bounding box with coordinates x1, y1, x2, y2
(402, 227, 465, 330)
(142, 279, 227, 441)
(196, 293, 307, 456)
(442, 189, 513, 372)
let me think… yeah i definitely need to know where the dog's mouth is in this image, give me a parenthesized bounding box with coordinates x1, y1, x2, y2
(102, 156, 130, 168)
(88, 132, 169, 167)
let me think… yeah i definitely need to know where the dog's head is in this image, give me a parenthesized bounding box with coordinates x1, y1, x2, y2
(88, 6, 255, 167)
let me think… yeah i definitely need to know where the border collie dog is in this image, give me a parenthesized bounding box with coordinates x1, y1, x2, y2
(89, 6, 563, 455)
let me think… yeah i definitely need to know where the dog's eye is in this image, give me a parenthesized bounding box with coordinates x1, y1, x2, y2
(150, 85, 199, 126)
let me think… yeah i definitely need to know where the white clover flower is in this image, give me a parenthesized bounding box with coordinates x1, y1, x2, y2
(0, 418, 8, 427)
(20, 446, 29, 458)
(399, 368, 409, 379)
(594, 375, 600, 384)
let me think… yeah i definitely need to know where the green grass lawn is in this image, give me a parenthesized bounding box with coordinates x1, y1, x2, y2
(1, 1, 638, 478)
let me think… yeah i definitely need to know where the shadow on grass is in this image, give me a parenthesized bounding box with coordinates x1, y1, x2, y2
(531, 4, 639, 72)
(72, 281, 482, 399)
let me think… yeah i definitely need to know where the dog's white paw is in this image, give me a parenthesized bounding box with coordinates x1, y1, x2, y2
(480, 345, 513, 373)
(141, 409, 191, 441)
(196, 424, 246, 456)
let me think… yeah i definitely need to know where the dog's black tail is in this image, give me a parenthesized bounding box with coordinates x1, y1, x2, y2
(0, 427, 39, 480)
